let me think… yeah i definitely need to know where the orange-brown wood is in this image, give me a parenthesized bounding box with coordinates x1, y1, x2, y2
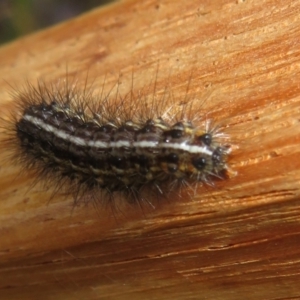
(1, 0, 300, 299)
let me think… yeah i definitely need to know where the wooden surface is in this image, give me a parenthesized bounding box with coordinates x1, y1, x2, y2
(1, 0, 300, 299)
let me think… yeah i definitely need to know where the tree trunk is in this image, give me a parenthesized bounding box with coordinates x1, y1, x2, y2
(0, 0, 300, 299)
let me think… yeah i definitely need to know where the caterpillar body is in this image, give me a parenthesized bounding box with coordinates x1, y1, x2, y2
(2, 76, 232, 206)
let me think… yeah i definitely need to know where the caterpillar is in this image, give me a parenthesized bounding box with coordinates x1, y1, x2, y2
(1, 74, 232, 208)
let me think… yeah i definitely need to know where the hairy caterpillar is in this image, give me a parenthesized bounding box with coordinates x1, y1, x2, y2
(1, 73, 232, 208)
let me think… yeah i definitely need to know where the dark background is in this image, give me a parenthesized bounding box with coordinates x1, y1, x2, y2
(0, 0, 114, 44)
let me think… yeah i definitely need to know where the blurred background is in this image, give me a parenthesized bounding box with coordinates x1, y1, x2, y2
(0, 0, 115, 44)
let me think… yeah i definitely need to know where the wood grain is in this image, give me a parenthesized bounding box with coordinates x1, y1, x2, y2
(1, 0, 300, 299)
